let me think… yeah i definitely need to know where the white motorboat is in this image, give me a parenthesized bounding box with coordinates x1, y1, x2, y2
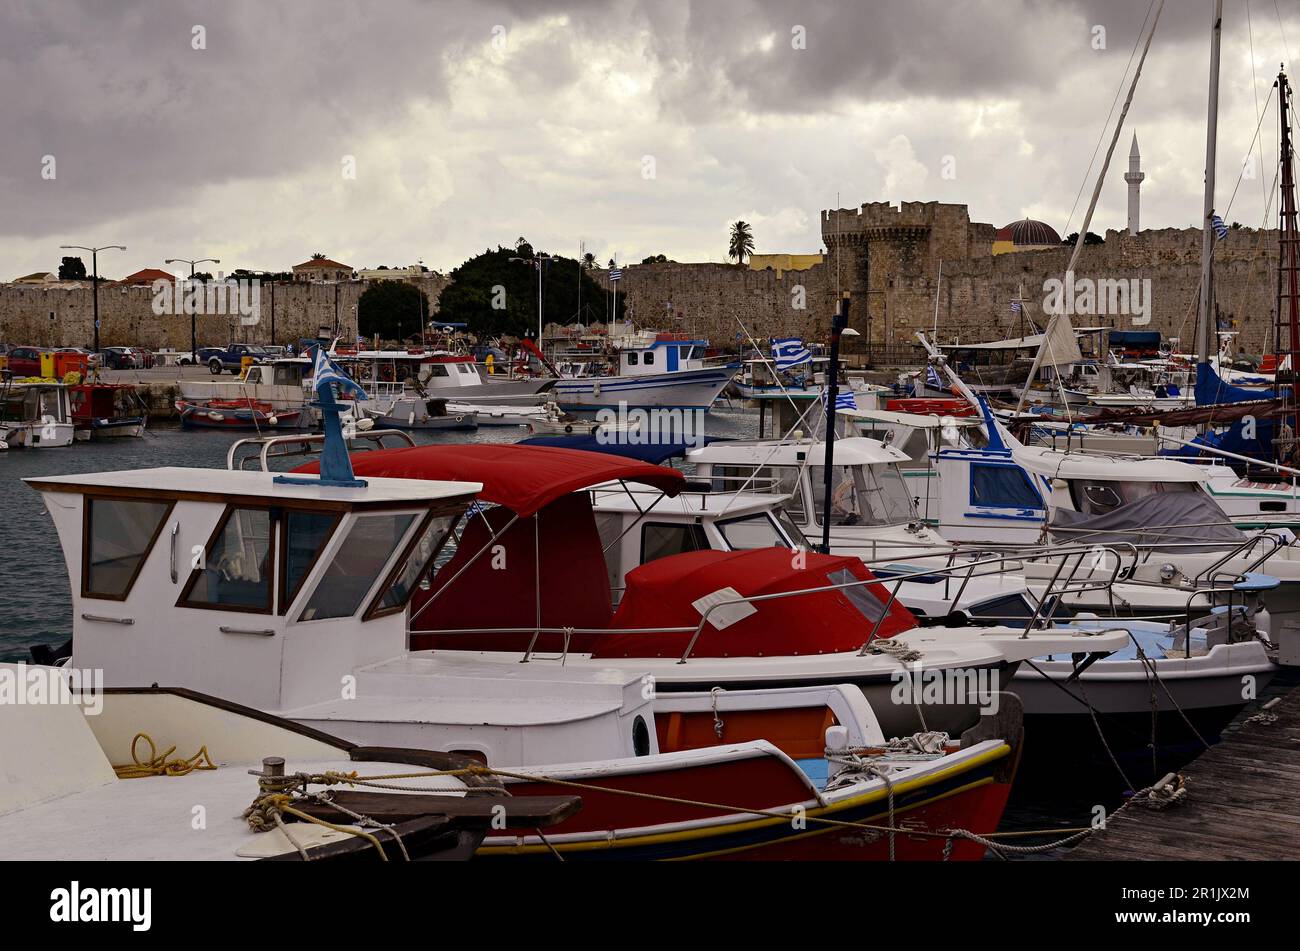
(547, 332, 737, 410)
(0, 381, 76, 448)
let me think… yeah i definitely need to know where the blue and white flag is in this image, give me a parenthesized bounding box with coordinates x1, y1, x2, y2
(312, 348, 368, 401)
(609, 268, 623, 282)
(821, 386, 857, 412)
(1212, 215, 1229, 240)
(770, 337, 813, 371)
(1010, 300, 1022, 314)
(926, 364, 944, 390)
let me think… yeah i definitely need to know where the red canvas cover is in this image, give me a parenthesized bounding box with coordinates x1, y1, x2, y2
(591, 548, 918, 659)
(408, 492, 615, 653)
(294, 443, 683, 517)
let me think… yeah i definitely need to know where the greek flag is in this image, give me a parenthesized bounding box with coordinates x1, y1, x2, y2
(1212, 215, 1229, 240)
(821, 386, 857, 411)
(1010, 300, 1022, 314)
(926, 364, 944, 389)
(312, 348, 368, 401)
(770, 337, 812, 370)
(609, 268, 623, 282)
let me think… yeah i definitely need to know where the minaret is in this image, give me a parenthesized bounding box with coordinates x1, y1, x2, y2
(1124, 133, 1145, 235)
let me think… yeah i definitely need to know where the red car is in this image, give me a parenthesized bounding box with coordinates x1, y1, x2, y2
(128, 347, 156, 369)
(3, 346, 43, 377)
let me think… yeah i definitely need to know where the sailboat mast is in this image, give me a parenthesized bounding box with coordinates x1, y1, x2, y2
(1196, 0, 1224, 366)
(1276, 70, 1299, 375)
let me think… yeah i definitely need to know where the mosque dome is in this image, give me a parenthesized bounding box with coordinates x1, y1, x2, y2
(995, 218, 1062, 248)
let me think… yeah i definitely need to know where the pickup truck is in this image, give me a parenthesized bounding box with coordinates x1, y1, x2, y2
(201, 344, 269, 375)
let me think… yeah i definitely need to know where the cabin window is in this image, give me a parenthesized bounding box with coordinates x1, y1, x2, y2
(368, 513, 460, 619)
(273, 365, 304, 386)
(180, 507, 274, 612)
(827, 568, 886, 624)
(83, 497, 173, 599)
(644, 350, 655, 365)
(965, 593, 1037, 623)
(640, 522, 709, 564)
(428, 364, 449, 377)
(456, 363, 474, 375)
(626, 352, 640, 366)
(812, 464, 914, 526)
(280, 511, 341, 613)
(298, 512, 418, 621)
(970, 464, 1042, 509)
(716, 513, 793, 551)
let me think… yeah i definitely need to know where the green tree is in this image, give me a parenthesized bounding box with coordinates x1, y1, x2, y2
(581, 252, 596, 270)
(436, 245, 621, 338)
(311, 251, 327, 260)
(729, 221, 755, 264)
(58, 256, 87, 280)
(1061, 231, 1105, 246)
(357, 279, 431, 342)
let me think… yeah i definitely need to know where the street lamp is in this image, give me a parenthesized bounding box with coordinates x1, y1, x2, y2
(165, 257, 221, 361)
(509, 253, 553, 346)
(60, 244, 125, 353)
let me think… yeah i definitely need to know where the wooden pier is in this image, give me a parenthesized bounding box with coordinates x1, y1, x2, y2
(1066, 684, 1300, 860)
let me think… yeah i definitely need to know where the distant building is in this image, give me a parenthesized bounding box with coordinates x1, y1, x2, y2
(292, 257, 353, 282)
(116, 267, 177, 286)
(991, 218, 1062, 255)
(11, 271, 58, 284)
(356, 265, 426, 282)
(747, 253, 824, 276)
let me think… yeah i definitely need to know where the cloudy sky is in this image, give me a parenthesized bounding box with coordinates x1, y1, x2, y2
(2, 0, 1298, 280)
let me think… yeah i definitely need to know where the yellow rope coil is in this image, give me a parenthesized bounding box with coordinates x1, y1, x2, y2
(112, 732, 217, 779)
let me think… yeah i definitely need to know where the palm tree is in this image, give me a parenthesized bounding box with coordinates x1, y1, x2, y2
(311, 251, 327, 260)
(728, 221, 755, 265)
(582, 252, 596, 271)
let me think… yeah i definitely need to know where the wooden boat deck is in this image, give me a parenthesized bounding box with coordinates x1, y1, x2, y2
(1065, 683, 1300, 860)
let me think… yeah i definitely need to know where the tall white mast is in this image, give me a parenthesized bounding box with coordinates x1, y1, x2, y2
(1197, 0, 1224, 365)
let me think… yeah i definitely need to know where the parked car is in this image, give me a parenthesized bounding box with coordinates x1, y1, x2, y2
(96, 347, 136, 370)
(204, 343, 270, 375)
(127, 347, 155, 369)
(4, 346, 43, 377)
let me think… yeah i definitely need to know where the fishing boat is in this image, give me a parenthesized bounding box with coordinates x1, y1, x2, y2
(68, 381, 147, 440)
(21, 386, 1029, 860)
(304, 444, 1129, 740)
(0, 380, 75, 448)
(0, 662, 580, 861)
(175, 397, 302, 429)
(177, 356, 315, 416)
(547, 332, 737, 410)
(360, 393, 478, 431)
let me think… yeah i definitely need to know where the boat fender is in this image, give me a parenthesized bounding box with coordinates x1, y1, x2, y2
(564, 423, 574, 433)
(268, 416, 279, 426)
(207, 411, 225, 422)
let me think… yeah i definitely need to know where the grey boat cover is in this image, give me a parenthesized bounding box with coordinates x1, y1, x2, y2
(1047, 491, 1245, 550)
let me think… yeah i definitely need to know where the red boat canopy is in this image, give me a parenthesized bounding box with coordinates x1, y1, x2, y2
(591, 548, 918, 659)
(293, 443, 684, 517)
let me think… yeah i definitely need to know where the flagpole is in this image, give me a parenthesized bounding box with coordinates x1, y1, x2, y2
(820, 294, 850, 553)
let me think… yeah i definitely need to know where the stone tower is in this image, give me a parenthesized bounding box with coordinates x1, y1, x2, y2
(820, 201, 994, 346)
(1124, 133, 1145, 235)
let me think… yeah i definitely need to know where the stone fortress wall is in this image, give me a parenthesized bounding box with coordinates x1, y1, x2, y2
(0, 200, 1280, 353)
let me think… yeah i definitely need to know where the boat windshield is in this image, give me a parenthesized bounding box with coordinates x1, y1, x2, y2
(810, 464, 914, 526)
(715, 511, 799, 551)
(1068, 478, 1197, 516)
